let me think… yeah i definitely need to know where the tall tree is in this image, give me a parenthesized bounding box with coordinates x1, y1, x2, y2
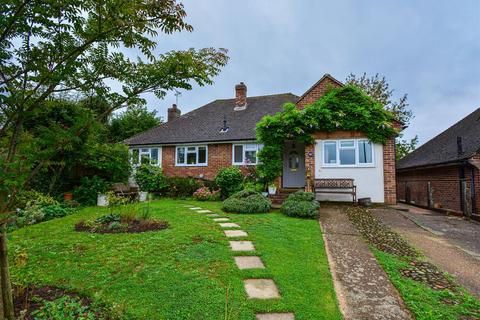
(108, 105, 162, 142)
(0, 1, 228, 317)
(345, 73, 418, 159)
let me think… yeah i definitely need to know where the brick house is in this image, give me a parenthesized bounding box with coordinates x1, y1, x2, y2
(396, 108, 480, 216)
(125, 74, 399, 204)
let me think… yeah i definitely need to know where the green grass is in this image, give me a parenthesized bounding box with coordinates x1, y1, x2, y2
(9, 199, 341, 320)
(373, 249, 480, 320)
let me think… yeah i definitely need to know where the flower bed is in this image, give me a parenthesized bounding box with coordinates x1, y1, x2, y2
(75, 213, 168, 234)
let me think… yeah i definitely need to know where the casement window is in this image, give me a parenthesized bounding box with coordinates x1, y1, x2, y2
(322, 139, 374, 167)
(232, 143, 263, 165)
(130, 147, 160, 166)
(176, 145, 207, 166)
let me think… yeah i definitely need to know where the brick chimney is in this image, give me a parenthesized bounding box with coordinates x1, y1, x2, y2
(234, 82, 247, 110)
(167, 104, 181, 122)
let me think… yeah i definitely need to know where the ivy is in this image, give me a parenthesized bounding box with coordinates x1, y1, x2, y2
(255, 85, 398, 183)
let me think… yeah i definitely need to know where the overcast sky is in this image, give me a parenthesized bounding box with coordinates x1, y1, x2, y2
(138, 0, 479, 145)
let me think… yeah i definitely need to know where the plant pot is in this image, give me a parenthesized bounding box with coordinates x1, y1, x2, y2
(139, 191, 148, 202)
(64, 192, 73, 201)
(97, 194, 108, 207)
(261, 192, 268, 197)
(268, 186, 277, 195)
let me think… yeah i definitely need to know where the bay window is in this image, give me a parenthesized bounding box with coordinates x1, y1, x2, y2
(322, 139, 374, 167)
(176, 145, 207, 166)
(232, 143, 263, 165)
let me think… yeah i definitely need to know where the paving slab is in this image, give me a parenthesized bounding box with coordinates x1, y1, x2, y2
(244, 279, 280, 299)
(229, 241, 255, 251)
(224, 230, 248, 237)
(196, 209, 212, 213)
(219, 222, 240, 228)
(319, 205, 412, 320)
(256, 313, 294, 320)
(234, 256, 265, 269)
(213, 218, 229, 222)
(189, 207, 202, 210)
(206, 213, 219, 217)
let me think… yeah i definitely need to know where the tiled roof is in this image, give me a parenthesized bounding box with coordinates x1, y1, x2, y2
(124, 93, 299, 145)
(397, 108, 480, 170)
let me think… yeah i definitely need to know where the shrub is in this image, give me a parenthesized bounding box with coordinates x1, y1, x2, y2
(41, 205, 75, 220)
(166, 177, 201, 198)
(222, 190, 271, 214)
(215, 167, 244, 198)
(193, 187, 221, 201)
(31, 295, 100, 320)
(281, 191, 319, 218)
(14, 190, 59, 209)
(134, 164, 168, 193)
(73, 176, 108, 206)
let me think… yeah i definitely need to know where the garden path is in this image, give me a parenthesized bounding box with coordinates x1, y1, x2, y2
(184, 204, 295, 320)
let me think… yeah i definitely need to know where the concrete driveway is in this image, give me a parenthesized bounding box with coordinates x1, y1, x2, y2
(371, 204, 480, 298)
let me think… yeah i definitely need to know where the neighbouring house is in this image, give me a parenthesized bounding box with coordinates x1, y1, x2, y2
(396, 108, 480, 217)
(124, 74, 399, 204)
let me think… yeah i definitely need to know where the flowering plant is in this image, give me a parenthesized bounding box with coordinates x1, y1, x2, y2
(193, 187, 221, 201)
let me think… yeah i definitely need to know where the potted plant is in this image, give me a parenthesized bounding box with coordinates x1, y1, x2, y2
(268, 183, 277, 195)
(97, 193, 108, 206)
(64, 192, 73, 201)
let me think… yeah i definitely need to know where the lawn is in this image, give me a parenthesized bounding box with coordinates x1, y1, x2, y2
(9, 199, 341, 320)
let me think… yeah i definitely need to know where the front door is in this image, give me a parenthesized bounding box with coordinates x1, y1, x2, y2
(282, 141, 306, 188)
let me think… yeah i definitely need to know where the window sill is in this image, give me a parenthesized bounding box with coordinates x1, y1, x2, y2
(321, 164, 375, 168)
(175, 164, 208, 167)
(232, 163, 258, 166)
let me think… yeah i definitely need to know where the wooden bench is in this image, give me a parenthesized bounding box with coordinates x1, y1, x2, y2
(314, 178, 357, 203)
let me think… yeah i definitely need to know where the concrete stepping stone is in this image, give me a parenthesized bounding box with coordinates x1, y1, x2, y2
(182, 205, 194, 207)
(206, 214, 219, 217)
(244, 279, 280, 299)
(219, 222, 240, 228)
(189, 207, 202, 210)
(234, 256, 265, 269)
(196, 209, 212, 213)
(256, 313, 294, 320)
(224, 230, 248, 238)
(229, 241, 255, 251)
(213, 218, 229, 222)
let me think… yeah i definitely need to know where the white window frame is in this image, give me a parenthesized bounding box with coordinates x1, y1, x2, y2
(322, 139, 374, 168)
(130, 147, 161, 167)
(232, 143, 263, 165)
(175, 145, 208, 167)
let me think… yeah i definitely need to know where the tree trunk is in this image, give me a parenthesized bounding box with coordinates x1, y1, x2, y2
(0, 267, 5, 320)
(0, 227, 14, 320)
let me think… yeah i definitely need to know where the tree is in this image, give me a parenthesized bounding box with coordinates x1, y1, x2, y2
(0, 1, 228, 317)
(108, 105, 162, 142)
(345, 73, 417, 159)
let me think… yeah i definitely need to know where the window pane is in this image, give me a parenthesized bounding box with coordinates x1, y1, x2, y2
(340, 140, 354, 148)
(131, 149, 139, 164)
(245, 150, 257, 164)
(358, 140, 373, 164)
(234, 145, 243, 163)
(324, 142, 337, 164)
(150, 148, 158, 164)
(141, 148, 149, 153)
(177, 147, 185, 164)
(198, 147, 207, 164)
(141, 154, 150, 164)
(245, 144, 257, 151)
(187, 151, 197, 164)
(187, 146, 196, 151)
(340, 149, 355, 165)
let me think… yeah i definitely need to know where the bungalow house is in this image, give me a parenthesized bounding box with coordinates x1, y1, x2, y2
(124, 74, 399, 204)
(396, 108, 480, 217)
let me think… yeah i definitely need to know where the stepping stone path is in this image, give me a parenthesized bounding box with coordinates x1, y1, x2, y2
(224, 230, 248, 237)
(184, 203, 294, 319)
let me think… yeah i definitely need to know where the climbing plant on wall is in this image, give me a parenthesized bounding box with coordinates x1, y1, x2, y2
(255, 85, 398, 183)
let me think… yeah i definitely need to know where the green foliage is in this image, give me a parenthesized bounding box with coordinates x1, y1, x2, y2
(73, 176, 109, 206)
(281, 191, 319, 218)
(166, 177, 202, 198)
(14, 190, 59, 209)
(13, 204, 76, 230)
(396, 134, 419, 160)
(134, 164, 168, 193)
(109, 105, 162, 142)
(31, 296, 103, 320)
(84, 143, 131, 183)
(193, 187, 221, 201)
(256, 85, 398, 182)
(41, 205, 75, 220)
(215, 167, 244, 198)
(222, 190, 271, 214)
(95, 214, 122, 225)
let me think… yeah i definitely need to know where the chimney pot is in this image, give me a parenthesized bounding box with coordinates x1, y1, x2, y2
(235, 82, 247, 110)
(167, 103, 181, 122)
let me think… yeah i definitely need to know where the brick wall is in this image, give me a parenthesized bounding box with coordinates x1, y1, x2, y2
(161, 144, 232, 180)
(383, 137, 397, 204)
(297, 75, 342, 109)
(396, 160, 480, 214)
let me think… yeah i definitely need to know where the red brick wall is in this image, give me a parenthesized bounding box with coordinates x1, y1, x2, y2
(396, 160, 480, 214)
(383, 137, 397, 204)
(161, 144, 232, 180)
(297, 76, 342, 109)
